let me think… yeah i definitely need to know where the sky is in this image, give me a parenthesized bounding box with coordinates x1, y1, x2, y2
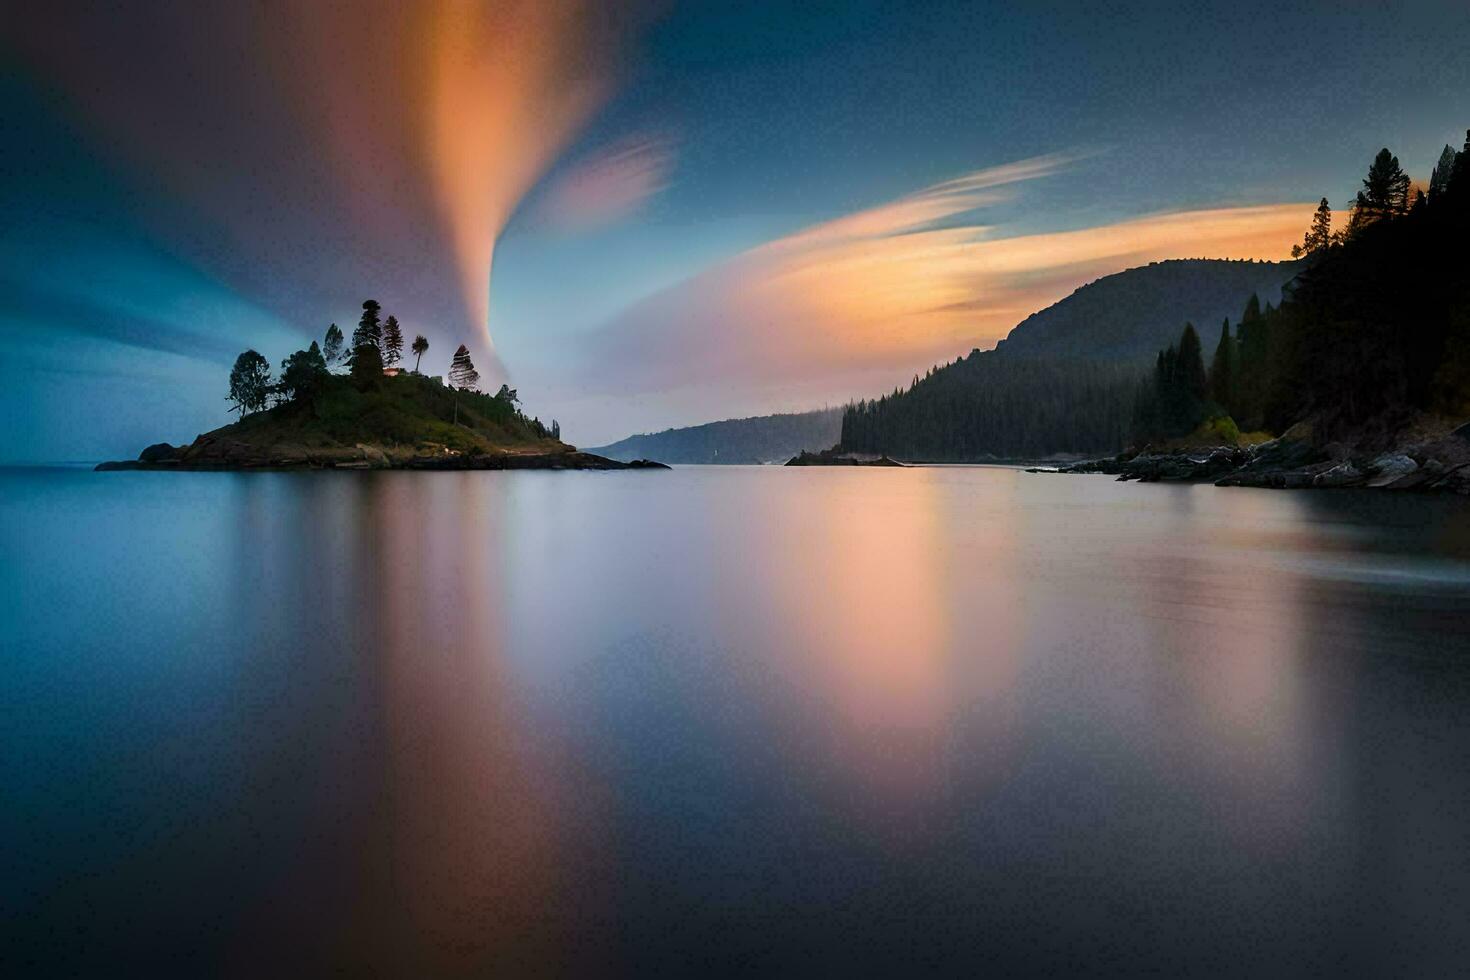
(2, 0, 1468, 460)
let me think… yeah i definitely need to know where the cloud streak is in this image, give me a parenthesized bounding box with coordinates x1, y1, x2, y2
(7, 0, 648, 375)
(576, 156, 1313, 422)
(535, 134, 676, 232)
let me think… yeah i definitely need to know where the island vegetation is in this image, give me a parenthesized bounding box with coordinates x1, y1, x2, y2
(99, 299, 666, 471)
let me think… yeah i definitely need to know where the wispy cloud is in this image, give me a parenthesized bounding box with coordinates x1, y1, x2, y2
(573, 156, 1312, 428)
(535, 133, 676, 232)
(8, 0, 651, 371)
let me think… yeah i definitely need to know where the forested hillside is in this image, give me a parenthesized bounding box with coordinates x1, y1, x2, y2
(590, 407, 844, 464)
(839, 260, 1301, 460)
(841, 357, 1139, 459)
(1134, 137, 1470, 448)
(994, 259, 1301, 360)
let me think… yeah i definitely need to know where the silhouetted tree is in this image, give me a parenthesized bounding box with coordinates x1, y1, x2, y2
(382, 315, 404, 367)
(349, 337, 384, 385)
(1209, 318, 1235, 410)
(1429, 144, 1458, 202)
(227, 350, 272, 417)
(1291, 198, 1333, 257)
(411, 334, 429, 373)
(279, 341, 329, 402)
(1177, 323, 1207, 402)
(448, 344, 478, 424)
(353, 300, 383, 355)
(551, 419, 561, 441)
(495, 383, 518, 406)
(323, 323, 344, 366)
(1348, 148, 1411, 233)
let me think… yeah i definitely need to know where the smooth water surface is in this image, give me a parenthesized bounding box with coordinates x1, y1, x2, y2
(3, 466, 1470, 975)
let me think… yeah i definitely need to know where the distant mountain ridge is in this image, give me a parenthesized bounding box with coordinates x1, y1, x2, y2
(588, 407, 843, 464)
(994, 258, 1302, 362)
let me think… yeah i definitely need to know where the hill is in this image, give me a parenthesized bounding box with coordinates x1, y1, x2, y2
(993, 258, 1302, 361)
(838, 259, 1304, 461)
(589, 407, 843, 464)
(98, 372, 661, 470)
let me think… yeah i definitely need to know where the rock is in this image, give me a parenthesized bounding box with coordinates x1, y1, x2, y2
(1366, 453, 1417, 488)
(356, 443, 391, 468)
(1313, 461, 1365, 488)
(138, 442, 181, 463)
(785, 450, 903, 466)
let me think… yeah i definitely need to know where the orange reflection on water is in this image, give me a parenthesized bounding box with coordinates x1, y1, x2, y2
(751, 470, 983, 811)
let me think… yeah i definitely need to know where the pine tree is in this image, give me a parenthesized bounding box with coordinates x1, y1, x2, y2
(448, 344, 479, 425)
(382, 315, 404, 367)
(1291, 198, 1333, 257)
(1429, 144, 1458, 202)
(411, 334, 429, 373)
(353, 299, 383, 354)
(1349, 148, 1411, 232)
(348, 337, 384, 384)
(1209, 318, 1235, 411)
(323, 323, 345, 366)
(1178, 323, 1208, 402)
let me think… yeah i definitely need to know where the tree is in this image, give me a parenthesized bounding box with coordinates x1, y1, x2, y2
(382, 315, 404, 368)
(448, 344, 479, 424)
(551, 419, 561, 441)
(279, 341, 329, 402)
(227, 350, 272, 417)
(411, 334, 429, 373)
(1348, 148, 1411, 232)
(323, 323, 345, 366)
(1208, 318, 1235, 411)
(1177, 322, 1208, 402)
(353, 299, 383, 355)
(495, 383, 518, 406)
(449, 344, 479, 390)
(1291, 198, 1333, 257)
(1429, 144, 1458, 202)
(349, 337, 384, 385)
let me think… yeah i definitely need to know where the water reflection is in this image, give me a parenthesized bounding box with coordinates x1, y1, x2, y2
(3, 467, 1470, 974)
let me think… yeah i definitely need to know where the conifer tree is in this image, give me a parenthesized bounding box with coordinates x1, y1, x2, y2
(1209, 318, 1235, 411)
(323, 323, 344, 366)
(1348, 148, 1411, 232)
(1291, 199, 1333, 257)
(449, 344, 478, 390)
(448, 344, 479, 425)
(353, 299, 383, 354)
(1178, 323, 1208, 403)
(382, 315, 404, 367)
(1429, 144, 1457, 202)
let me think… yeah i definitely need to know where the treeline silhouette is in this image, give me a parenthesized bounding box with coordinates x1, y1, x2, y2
(844, 131, 1470, 459)
(841, 358, 1138, 459)
(1136, 133, 1470, 446)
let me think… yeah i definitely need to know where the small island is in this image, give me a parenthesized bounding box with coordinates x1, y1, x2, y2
(97, 300, 667, 472)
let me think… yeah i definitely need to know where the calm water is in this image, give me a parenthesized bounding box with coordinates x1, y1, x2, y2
(3, 465, 1470, 976)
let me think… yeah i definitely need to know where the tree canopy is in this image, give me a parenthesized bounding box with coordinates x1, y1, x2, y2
(227, 350, 272, 417)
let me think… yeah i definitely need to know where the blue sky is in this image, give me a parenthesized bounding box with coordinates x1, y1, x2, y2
(3, 0, 1468, 459)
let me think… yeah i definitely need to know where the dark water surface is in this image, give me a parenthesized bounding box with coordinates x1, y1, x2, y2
(3, 465, 1470, 976)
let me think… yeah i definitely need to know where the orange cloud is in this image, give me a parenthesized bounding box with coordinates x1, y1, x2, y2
(10, 0, 648, 370)
(535, 134, 676, 232)
(581, 158, 1313, 413)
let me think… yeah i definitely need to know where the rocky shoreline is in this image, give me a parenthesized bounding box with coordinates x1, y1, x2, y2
(785, 449, 904, 466)
(1040, 422, 1470, 493)
(96, 436, 668, 472)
